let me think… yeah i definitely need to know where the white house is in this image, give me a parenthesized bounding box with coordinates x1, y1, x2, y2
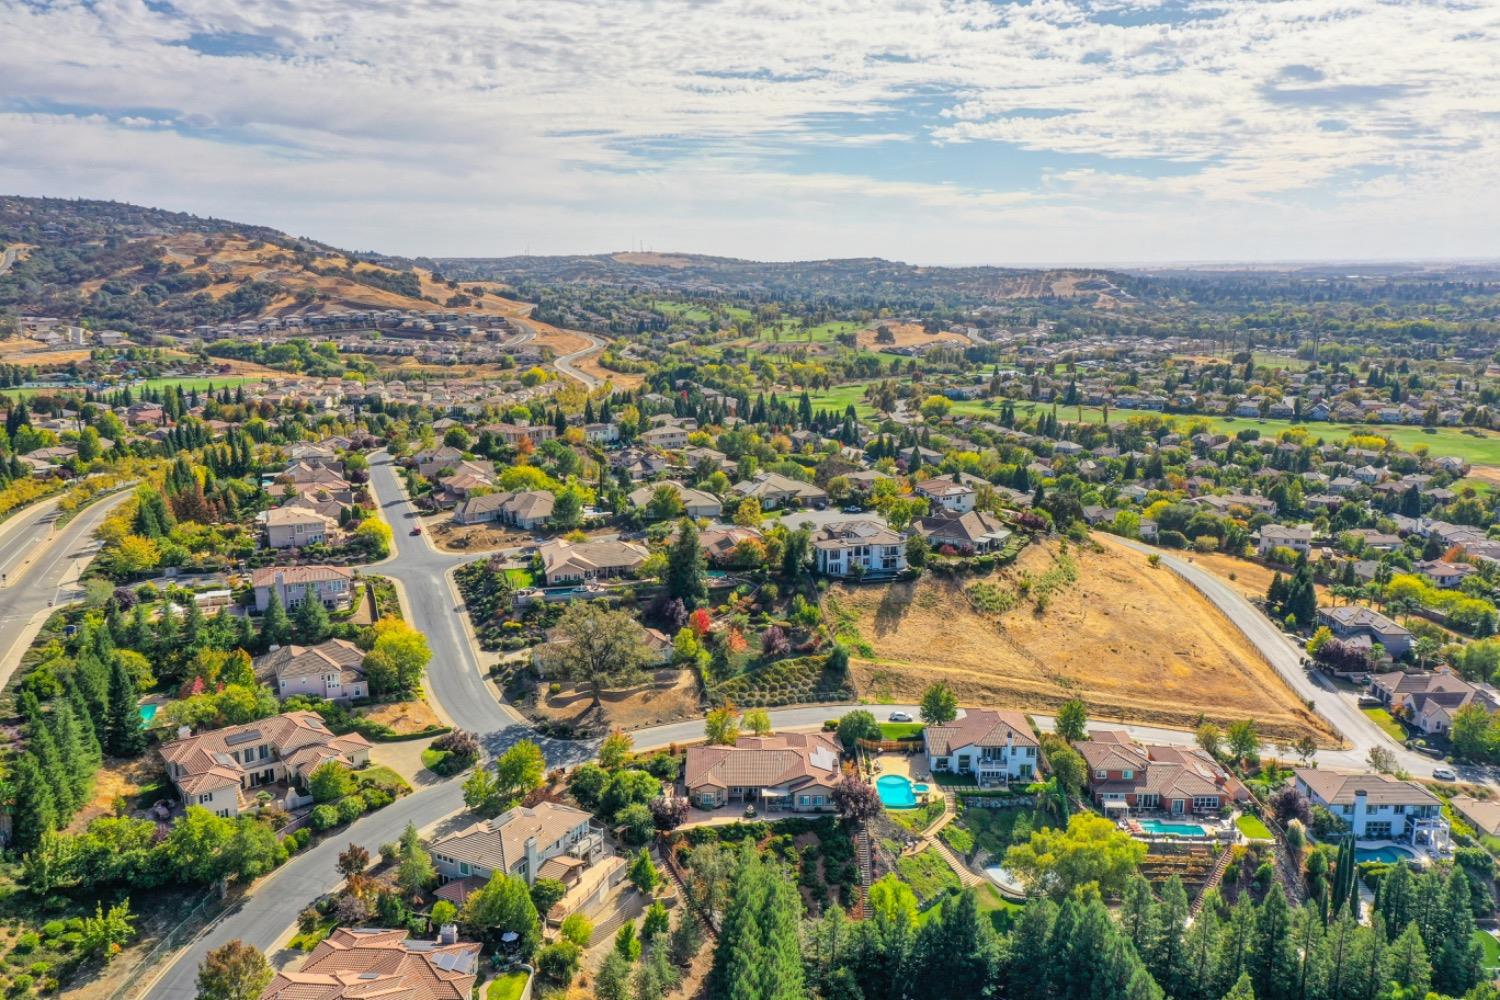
(922, 709, 1039, 786)
(811, 520, 906, 577)
(1294, 769, 1450, 851)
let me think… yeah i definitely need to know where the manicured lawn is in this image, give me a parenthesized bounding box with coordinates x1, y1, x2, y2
(878, 722, 924, 740)
(1361, 706, 1407, 743)
(1476, 931, 1500, 974)
(1236, 814, 1274, 841)
(487, 971, 531, 1000)
(355, 765, 412, 795)
(420, 748, 451, 772)
(1, 375, 256, 399)
(975, 883, 1025, 934)
(503, 568, 535, 588)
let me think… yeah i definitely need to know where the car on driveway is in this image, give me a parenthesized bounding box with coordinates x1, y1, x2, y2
(888, 711, 913, 722)
(1432, 765, 1458, 781)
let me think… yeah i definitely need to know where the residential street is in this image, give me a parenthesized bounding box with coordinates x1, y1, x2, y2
(1117, 538, 1481, 782)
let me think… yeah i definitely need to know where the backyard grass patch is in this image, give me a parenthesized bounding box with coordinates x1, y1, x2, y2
(1476, 931, 1500, 975)
(289, 915, 337, 952)
(878, 722, 924, 740)
(941, 823, 975, 855)
(1236, 814, 1274, 841)
(355, 765, 411, 796)
(486, 970, 530, 1000)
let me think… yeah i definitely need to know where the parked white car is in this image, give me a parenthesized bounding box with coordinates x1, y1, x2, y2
(1432, 766, 1457, 781)
(888, 711, 913, 722)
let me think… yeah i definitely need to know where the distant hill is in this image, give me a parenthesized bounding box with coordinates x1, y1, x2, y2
(427, 251, 1139, 308)
(0, 197, 524, 334)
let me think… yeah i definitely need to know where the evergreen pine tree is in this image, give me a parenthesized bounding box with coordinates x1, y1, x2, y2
(51, 700, 95, 809)
(708, 844, 804, 1000)
(261, 593, 291, 649)
(10, 752, 57, 852)
(1384, 922, 1431, 997)
(105, 655, 147, 757)
(28, 719, 77, 818)
(293, 596, 331, 644)
(1432, 868, 1484, 996)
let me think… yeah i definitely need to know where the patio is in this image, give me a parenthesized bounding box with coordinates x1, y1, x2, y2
(872, 753, 931, 782)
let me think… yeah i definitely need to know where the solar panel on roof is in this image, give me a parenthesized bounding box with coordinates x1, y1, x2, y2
(225, 730, 261, 746)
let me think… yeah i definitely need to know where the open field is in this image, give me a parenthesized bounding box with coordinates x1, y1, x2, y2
(1180, 549, 1333, 605)
(529, 667, 703, 732)
(855, 322, 968, 351)
(832, 534, 1333, 743)
(0, 374, 259, 400)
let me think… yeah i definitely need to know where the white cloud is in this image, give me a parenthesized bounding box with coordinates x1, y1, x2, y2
(0, 0, 1497, 262)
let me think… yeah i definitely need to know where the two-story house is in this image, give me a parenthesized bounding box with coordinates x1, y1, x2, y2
(1294, 769, 1450, 850)
(251, 565, 356, 612)
(811, 520, 907, 577)
(254, 638, 368, 702)
(1257, 524, 1314, 557)
(159, 711, 371, 818)
(430, 802, 603, 893)
(260, 506, 339, 549)
(914, 475, 978, 513)
(922, 709, 1038, 786)
(1317, 606, 1415, 658)
(1076, 731, 1248, 816)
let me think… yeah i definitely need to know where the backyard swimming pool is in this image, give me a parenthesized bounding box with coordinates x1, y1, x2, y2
(138, 703, 157, 724)
(876, 775, 929, 808)
(1138, 819, 1208, 838)
(1355, 845, 1417, 864)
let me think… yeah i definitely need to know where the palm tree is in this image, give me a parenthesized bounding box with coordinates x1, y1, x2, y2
(1028, 777, 1070, 823)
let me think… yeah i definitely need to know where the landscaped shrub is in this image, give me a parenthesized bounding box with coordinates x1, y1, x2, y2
(13, 934, 38, 955)
(337, 794, 367, 823)
(310, 804, 340, 831)
(364, 787, 394, 809)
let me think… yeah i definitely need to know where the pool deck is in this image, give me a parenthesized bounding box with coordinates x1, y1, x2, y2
(873, 753, 932, 783)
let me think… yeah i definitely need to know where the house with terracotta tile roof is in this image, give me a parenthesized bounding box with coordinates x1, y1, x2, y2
(682, 732, 842, 811)
(430, 802, 602, 891)
(160, 711, 370, 818)
(1075, 730, 1247, 816)
(534, 538, 649, 585)
(260, 926, 480, 1000)
(922, 709, 1039, 786)
(251, 564, 356, 612)
(254, 638, 368, 702)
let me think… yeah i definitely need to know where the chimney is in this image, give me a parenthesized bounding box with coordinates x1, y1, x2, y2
(438, 923, 458, 945)
(177, 725, 192, 741)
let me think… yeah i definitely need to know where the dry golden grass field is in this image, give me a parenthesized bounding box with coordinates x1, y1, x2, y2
(830, 534, 1333, 743)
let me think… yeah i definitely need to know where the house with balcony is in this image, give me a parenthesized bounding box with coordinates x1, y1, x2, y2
(430, 802, 604, 895)
(811, 520, 906, 578)
(922, 709, 1038, 786)
(1294, 769, 1450, 851)
(914, 474, 977, 513)
(260, 506, 339, 549)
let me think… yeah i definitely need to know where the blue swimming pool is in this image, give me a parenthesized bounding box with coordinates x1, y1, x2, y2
(1356, 845, 1416, 864)
(138, 703, 157, 724)
(1139, 819, 1208, 838)
(876, 775, 929, 809)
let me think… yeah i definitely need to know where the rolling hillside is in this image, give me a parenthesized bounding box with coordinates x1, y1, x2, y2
(0, 197, 527, 334)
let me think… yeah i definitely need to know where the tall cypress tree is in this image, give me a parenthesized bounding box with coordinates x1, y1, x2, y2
(51, 700, 96, 806)
(709, 844, 804, 1000)
(1432, 868, 1483, 996)
(10, 752, 57, 852)
(261, 592, 291, 649)
(28, 720, 77, 818)
(105, 655, 147, 757)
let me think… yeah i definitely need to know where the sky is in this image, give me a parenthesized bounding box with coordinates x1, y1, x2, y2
(1, 0, 1498, 265)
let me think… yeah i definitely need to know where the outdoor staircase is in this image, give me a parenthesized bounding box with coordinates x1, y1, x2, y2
(930, 835, 985, 889)
(853, 823, 873, 919)
(1191, 848, 1237, 916)
(660, 840, 718, 939)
